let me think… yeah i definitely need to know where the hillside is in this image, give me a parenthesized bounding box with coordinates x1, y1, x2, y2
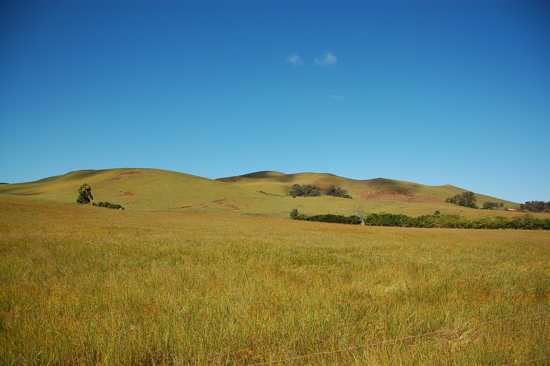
(217, 171, 519, 215)
(0, 168, 265, 213)
(0, 168, 520, 218)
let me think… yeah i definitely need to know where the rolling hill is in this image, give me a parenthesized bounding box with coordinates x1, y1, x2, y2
(0, 168, 520, 218)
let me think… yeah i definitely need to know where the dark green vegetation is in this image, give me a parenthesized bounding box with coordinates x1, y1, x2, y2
(446, 191, 477, 208)
(483, 201, 505, 210)
(291, 211, 362, 225)
(288, 183, 352, 198)
(520, 201, 550, 213)
(77, 183, 124, 210)
(362, 212, 550, 230)
(324, 185, 352, 199)
(92, 201, 125, 210)
(291, 210, 550, 230)
(288, 184, 322, 197)
(76, 183, 93, 204)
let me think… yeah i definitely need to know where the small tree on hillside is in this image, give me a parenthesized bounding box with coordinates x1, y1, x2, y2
(77, 183, 93, 204)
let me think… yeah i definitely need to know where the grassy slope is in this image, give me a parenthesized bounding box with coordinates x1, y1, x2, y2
(0, 168, 269, 213)
(217, 171, 521, 219)
(1, 197, 549, 365)
(0, 168, 523, 218)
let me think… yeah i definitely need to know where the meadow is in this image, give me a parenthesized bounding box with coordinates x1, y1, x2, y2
(1, 197, 549, 365)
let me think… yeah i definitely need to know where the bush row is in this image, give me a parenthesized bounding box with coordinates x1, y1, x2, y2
(92, 202, 125, 210)
(365, 213, 550, 230)
(290, 210, 550, 230)
(292, 213, 362, 225)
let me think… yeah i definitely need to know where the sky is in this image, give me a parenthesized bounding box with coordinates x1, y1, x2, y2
(1, 0, 549, 203)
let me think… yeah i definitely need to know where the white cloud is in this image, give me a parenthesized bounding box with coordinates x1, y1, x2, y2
(314, 51, 337, 66)
(329, 93, 344, 101)
(286, 53, 303, 66)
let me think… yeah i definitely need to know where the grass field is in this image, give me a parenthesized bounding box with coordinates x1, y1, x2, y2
(1, 197, 549, 365)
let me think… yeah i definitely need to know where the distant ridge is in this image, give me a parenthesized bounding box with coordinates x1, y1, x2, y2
(0, 168, 519, 218)
(239, 171, 286, 179)
(217, 171, 518, 208)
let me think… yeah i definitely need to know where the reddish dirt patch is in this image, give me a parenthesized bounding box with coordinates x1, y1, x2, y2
(107, 171, 141, 182)
(124, 192, 134, 196)
(360, 190, 443, 203)
(211, 197, 240, 210)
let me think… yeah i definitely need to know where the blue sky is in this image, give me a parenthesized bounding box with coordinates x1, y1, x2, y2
(1, 0, 549, 203)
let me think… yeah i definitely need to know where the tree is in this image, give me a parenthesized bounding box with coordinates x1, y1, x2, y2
(325, 185, 352, 199)
(290, 208, 299, 219)
(76, 183, 93, 204)
(288, 184, 321, 197)
(446, 191, 477, 208)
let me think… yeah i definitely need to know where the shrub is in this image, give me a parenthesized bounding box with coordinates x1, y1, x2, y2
(95, 201, 124, 210)
(291, 213, 362, 225)
(325, 186, 353, 199)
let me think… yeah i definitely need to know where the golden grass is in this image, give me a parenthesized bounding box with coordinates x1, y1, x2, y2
(1, 197, 549, 365)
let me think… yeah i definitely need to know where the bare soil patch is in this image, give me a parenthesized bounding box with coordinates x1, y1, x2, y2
(360, 190, 443, 203)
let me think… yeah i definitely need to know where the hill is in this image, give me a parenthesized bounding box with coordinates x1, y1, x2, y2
(0, 168, 520, 218)
(0, 168, 265, 213)
(217, 171, 519, 217)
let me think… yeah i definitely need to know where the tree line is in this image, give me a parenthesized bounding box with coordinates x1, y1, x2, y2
(290, 209, 550, 230)
(519, 201, 550, 213)
(446, 191, 550, 213)
(290, 209, 361, 224)
(92, 202, 125, 210)
(362, 212, 549, 230)
(288, 184, 352, 199)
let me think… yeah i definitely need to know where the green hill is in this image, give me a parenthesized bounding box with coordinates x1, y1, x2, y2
(0, 168, 264, 213)
(0, 168, 520, 218)
(217, 171, 519, 218)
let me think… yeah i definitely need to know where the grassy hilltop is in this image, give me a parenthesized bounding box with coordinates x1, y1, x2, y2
(0, 168, 520, 218)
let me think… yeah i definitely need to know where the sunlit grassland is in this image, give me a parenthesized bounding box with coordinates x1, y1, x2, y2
(0, 168, 523, 219)
(1, 197, 549, 365)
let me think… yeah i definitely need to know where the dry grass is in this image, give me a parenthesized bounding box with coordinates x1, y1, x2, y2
(1, 197, 549, 365)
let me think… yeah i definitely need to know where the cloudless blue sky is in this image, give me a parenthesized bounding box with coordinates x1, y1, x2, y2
(1, 0, 549, 203)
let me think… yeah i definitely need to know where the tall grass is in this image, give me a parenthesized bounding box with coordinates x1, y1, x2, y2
(1, 197, 549, 365)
